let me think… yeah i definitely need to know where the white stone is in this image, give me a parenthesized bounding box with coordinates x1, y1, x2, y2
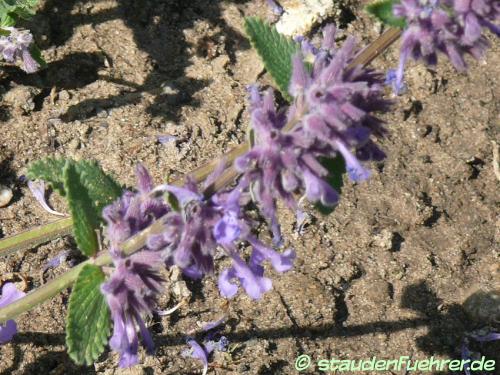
(275, 0, 339, 37)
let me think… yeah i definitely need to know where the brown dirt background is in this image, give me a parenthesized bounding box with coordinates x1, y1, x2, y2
(0, 0, 499, 374)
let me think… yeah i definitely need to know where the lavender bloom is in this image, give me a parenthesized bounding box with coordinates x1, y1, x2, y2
(0, 27, 40, 73)
(385, 68, 407, 94)
(236, 88, 339, 243)
(461, 329, 500, 375)
(0, 283, 25, 344)
(101, 251, 164, 367)
(392, 0, 499, 94)
(469, 330, 500, 342)
(215, 188, 296, 299)
(450, 0, 500, 44)
(184, 338, 210, 375)
(149, 179, 220, 279)
(237, 27, 387, 243)
(101, 165, 169, 367)
(103, 164, 169, 254)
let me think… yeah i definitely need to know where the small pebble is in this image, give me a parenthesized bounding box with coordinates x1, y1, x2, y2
(0, 186, 13, 207)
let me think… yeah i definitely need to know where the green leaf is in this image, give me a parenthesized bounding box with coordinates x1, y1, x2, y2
(27, 158, 67, 196)
(29, 44, 47, 69)
(75, 160, 123, 215)
(315, 156, 346, 215)
(66, 264, 111, 366)
(244, 17, 300, 100)
(63, 161, 100, 256)
(0, 0, 39, 26)
(366, 0, 407, 29)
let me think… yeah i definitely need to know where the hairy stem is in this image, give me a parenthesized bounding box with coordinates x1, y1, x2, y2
(0, 217, 73, 258)
(0, 27, 401, 323)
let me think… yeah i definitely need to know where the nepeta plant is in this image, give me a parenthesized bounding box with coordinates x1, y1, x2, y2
(0, 0, 44, 73)
(0, 1, 497, 371)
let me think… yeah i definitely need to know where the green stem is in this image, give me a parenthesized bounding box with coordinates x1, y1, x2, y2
(0, 27, 402, 323)
(0, 217, 73, 258)
(0, 219, 164, 322)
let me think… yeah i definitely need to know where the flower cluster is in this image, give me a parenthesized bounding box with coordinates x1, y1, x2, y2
(99, 25, 390, 367)
(393, 0, 500, 93)
(100, 165, 169, 366)
(0, 27, 40, 73)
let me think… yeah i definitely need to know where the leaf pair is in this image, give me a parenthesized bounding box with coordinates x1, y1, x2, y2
(27, 158, 122, 257)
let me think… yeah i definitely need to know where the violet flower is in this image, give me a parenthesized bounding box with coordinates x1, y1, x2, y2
(149, 178, 221, 279)
(100, 165, 169, 367)
(235, 87, 338, 244)
(237, 26, 388, 243)
(392, 0, 499, 94)
(0, 283, 25, 344)
(0, 27, 40, 73)
(212, 178, 296, 299)
(101, 251, 164, 367)
(289, 28, 389, 179)
(102, 164, 169, 254)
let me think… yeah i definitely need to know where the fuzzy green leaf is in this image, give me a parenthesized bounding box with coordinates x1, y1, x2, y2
(315, 156, 346, 215)
(26, 158, 67, 195)
(66, 264, 111, 366)
(76, 160, 123, 215)
(366, 0, 407, 29)
(0, 0, 39, 26)
(244, 17, 300, 100)
(29, 44, 46, 69)
(63, 161, 100, 256)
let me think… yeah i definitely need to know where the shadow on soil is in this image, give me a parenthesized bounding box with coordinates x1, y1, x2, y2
(8, 281, 499, 374)
(1, 0, 251, 122)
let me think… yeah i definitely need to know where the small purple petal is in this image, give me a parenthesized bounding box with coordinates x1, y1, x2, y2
(27, 180, 66, 216)
(185, 338, 209, 375)
(0, 283, 26, 344)
(0, 320, 18, 344)
(218, 268, 239, 299)
(43, 250, 71, 272)
(213, 212, 241, 245)
(266, 0, 284, 16)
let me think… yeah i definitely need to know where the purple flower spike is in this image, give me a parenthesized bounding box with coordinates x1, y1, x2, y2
(103, 165, 169, 254)
(0, 27, 40, 73)
(0, 283, 26, 344)
(101, 251, 163, 367)
(393, 0, 499, 93)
